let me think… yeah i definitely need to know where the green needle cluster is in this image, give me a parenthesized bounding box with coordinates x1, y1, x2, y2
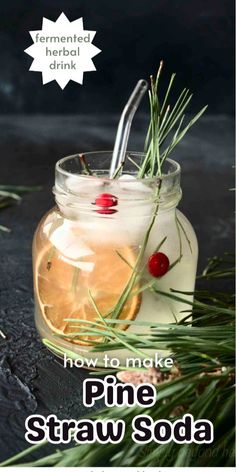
(2, 254, 234, 467)
(138, 61, 208, 178)
(0, 184, 41, 232)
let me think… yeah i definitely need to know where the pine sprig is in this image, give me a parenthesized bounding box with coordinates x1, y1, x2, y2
(0, 184, 41, 232)
(138, 62, 208, 178)
(2, 255, 235, 467)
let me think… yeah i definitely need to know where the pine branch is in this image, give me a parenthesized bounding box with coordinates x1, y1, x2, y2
(0, 184, 41, 232)
(138, 61, 207, 178)
(2, 254, 235, 467)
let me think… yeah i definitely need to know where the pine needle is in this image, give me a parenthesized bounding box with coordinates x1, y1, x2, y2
(138, 62, 207, 178)
(0, 184, 41, 232)
(2, 255, 235, 467)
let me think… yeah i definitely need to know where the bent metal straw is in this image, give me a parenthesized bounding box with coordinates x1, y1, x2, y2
(109, 79, 148, 178)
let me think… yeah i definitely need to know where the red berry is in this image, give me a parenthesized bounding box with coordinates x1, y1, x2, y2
(95, 208, 117, 215)
(95, 193, 118, 208)
(147, 252, 170, 277)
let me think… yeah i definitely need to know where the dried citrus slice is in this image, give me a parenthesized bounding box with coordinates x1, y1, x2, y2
(35, 241, 141, 345)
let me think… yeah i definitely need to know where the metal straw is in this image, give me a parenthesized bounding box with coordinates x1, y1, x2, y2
(109, 79, 148, 178)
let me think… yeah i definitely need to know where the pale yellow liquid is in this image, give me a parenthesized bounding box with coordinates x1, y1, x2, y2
(34, 206, 198, 367)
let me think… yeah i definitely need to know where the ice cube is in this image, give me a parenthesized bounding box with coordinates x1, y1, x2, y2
(65, 176, 102, 195)
(118, 174, 152, 193)
(48, 220, 95, 261)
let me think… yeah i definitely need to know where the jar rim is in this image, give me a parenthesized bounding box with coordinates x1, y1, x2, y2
(55, 151, 181, 183)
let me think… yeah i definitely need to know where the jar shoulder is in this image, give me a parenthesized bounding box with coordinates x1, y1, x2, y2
(34, 206, 59, 230)
(176, 209, 198, 242)
(32, 206, 61, 249)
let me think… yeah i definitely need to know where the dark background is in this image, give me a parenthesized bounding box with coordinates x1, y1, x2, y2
(0, 0, 234, 464)
(0, 0, 234, 114)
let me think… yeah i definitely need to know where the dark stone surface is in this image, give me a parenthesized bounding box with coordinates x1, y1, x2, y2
(0, 114, 234, 461)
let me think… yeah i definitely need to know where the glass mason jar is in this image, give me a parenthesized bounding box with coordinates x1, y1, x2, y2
(33, 152, 198, 364)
